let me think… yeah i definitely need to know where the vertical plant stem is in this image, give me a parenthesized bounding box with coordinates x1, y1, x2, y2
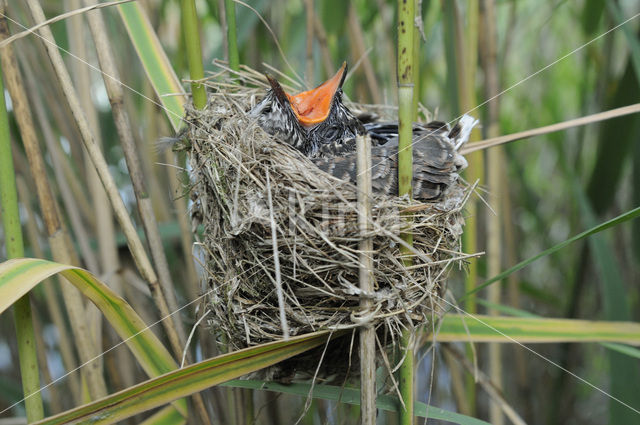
(25, 0, 183, 365)
(304, 0, 314, 84)
(0, 6, 108, 401)
(312, 13, 334, 78)
(64, 2, 105, 373)
(224, 0, 239, 70)
(357, 135, 376, 424)
(399, 331, 414, 425)
(398, 0, 415, 203)
(447, 0, 482, 414)
(348, 4, 382, 104)
(375, 0, 398, 104)
(412, 0, 422, 120)
(84, 0, 187, 345)
(182, 0, 206, 109)
(17, 176, 82, 406)
(398, 0, 415, 423)
(68, 0, 136, 394)
(31, 311, 62, 413)
(479, 1, 503, 424)
(0, 61, 44, 423)
(84, 4, 213, 422)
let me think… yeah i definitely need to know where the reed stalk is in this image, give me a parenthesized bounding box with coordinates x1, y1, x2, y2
(304, 0, 314, 84)
(445, 0, 482, 413)
(398, 0, 415, 220)
(182, 0, 206, 108)
(462, 103, 640, 154)
(398, 0, 415, 422)
(224, 0, 239, 70)
(31, 312, 62, 413)
(312, 13, 335, 78)
(64, 3, 105, 368)
(357, 134, 376, 424)
(85, 0, 188, 343)
(412, 0, 421, 120)
(479, 1, 503, 423)
(17, 176, 81, 406)
(348, 3, 382, 104)
(84, 4, 211, 421)
(0, 63, 44, 423)
(1, 6, 108, 400)
(25, 0, 184, 365)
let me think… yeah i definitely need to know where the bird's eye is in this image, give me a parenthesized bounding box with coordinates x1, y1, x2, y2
(324, 126, 340, 142)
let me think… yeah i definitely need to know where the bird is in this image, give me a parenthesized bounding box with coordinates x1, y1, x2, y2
(250, 62, 478, 200)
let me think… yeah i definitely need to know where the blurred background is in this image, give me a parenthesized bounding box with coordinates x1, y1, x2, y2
(0, 0, 639, 424)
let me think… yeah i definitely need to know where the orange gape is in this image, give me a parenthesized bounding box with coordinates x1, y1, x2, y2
(287, 62, 347, 127)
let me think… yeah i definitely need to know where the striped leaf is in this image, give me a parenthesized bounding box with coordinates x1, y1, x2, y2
(0, 258, 187, 419)
(35, 331, 339, 424)
(437, 314, 640, 344)
(117, 2, 186, 131)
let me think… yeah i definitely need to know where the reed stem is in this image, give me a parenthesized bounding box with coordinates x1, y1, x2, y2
(0, 64, 44, 423)
(399, 331, 414, 425)
(480, 1, 504, 423)
(25, 0, 184, 370)
(412, 0, 421, 120)
(3, 3, 109, 400)
(398, 0, 415, 423)
(181, 0, 207, 109)
(444, 0, 482, 413)
(224, 0, 239, 70)
(357, 134, 376, 424)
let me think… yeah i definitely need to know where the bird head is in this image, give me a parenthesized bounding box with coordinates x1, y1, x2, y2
(251, 73, 309, 154)
(253, 62, 363, 156)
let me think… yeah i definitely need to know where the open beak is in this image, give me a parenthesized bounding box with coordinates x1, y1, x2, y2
(289, 62, 347, 127)
(266, 62, 347, 128)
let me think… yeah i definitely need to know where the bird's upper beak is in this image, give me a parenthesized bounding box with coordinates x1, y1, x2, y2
(266, 62, 347, 128)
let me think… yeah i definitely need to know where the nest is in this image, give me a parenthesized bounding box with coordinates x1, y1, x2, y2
(179, 68, 470, 378)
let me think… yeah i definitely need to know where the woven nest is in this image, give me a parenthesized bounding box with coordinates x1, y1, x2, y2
(178, 67, 470, 378)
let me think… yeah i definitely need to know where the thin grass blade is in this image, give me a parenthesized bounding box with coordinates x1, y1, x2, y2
(117, 2, 186, 131)
(436, 314, 640, 344)
(0, 258, 187, 418)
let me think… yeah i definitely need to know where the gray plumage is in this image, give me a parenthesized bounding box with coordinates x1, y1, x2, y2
(250, 69, 477, 200)
(311, 121, 471, 200)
